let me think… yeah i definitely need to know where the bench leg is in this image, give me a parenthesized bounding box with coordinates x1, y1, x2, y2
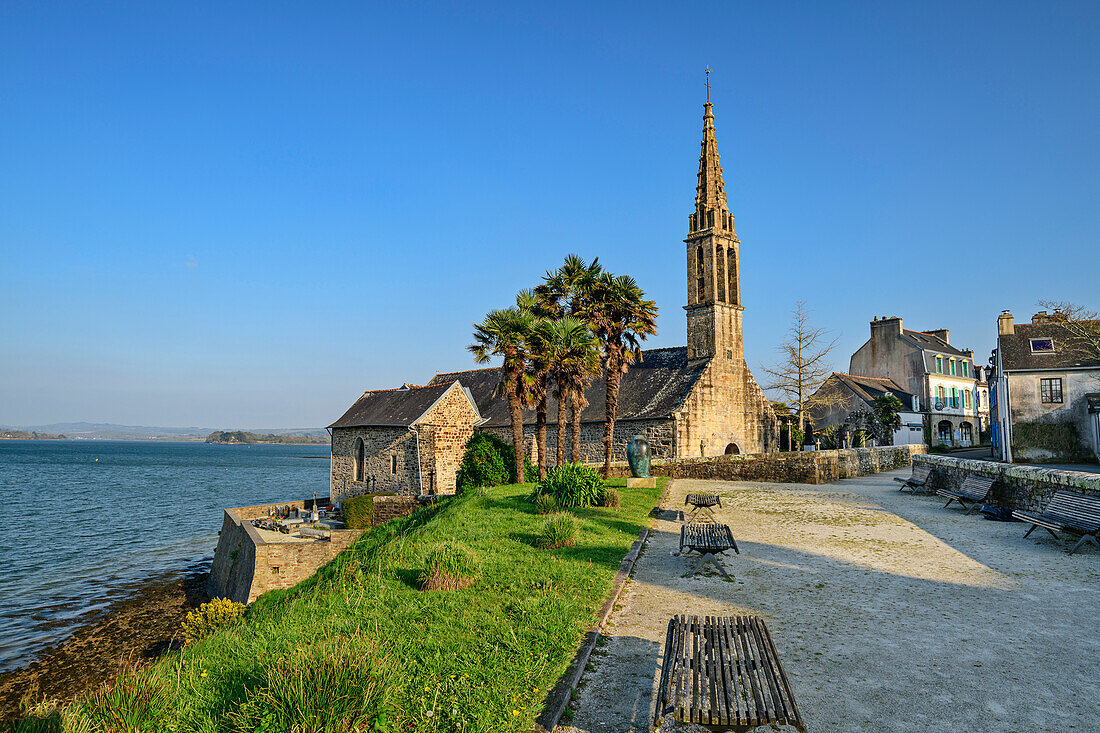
(943, 497, 956, 510)
(1023, 523, 1038, 538)
(1045, 527, 1060, 540)
(1069, 534, 1100, 555)
(964, 501, 982, 516)
(687, 552, 731, 580)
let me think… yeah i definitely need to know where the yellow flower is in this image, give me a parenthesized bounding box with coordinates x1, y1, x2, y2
(512, 710, 519, 716)
(200, 671, 207, 678)
(424, 686, 431, 691)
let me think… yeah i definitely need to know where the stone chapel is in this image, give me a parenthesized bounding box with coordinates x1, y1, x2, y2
(328, 97, 778, 501)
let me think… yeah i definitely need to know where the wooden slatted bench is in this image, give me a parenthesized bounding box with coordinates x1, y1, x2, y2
(685, 493, 722, 523)
(1012, 490, 1100, 555)
(894, 464, 932, 493)
(655, 614, 805, 733)
(937, 475, 995, 514)
(680, 523, 739, 579)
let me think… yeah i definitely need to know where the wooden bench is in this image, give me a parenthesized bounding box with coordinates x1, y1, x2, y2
(937, 475, 995, 514)
(680, 523, 739, 579)
(685, 493, 722, 523)
(655, 614, 805, 733)
(894, 464, 932, 493)
(1012, 490, 1100, 555)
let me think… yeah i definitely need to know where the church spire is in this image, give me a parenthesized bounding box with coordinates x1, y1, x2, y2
(691, 95, 733, 234)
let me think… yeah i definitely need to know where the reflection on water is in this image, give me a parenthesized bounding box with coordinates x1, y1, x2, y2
(0, 440, 329, 673)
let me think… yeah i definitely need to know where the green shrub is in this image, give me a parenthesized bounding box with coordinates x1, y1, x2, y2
(929, 444, 950, 454)
(524, 459, 539, 483)
(180, 598, 245, 645)
(1012, 421, 1085, 459)
(457, 433, 516, 491)
(341, 493, 395, 529)
(418, 539, 480, 590)
(537, 513, 577, 549)
(535, 493, 558, 515)
(83, 664, 173, 732)
(531, 463, 603, 508)
(597, 486, 620, 508)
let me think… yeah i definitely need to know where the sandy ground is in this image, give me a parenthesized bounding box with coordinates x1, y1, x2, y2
(559, 471, 1100, 733)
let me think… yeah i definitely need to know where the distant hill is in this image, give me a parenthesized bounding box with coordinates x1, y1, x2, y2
(205, 430, 328, 445)
(1, 422, 327, 441)
(0, 429, 68, 440)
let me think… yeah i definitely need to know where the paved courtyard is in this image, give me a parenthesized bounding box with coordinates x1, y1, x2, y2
(560, 471, 1100, 733)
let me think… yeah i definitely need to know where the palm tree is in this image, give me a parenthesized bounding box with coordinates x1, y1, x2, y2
(469, 307, 534, 484)
(540, 317, 600, 467)
(581, 273, 659, 477)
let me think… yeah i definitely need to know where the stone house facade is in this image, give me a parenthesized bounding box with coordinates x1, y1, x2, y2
(849, 316, 983, 447)
(328, 381, 480, 503)
(806, 373, 924, 446)
(992, 310, 1100, 462)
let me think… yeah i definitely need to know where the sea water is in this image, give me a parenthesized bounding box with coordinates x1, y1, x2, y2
(0, 440, 330, 673)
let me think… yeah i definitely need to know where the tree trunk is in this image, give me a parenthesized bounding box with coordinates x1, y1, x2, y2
(602, 357, 622, 478)
(570, 397, 581, 463)
(536, 393, 547, 481)
(556, 378, 568, 467)
(505, 372, 525, 484)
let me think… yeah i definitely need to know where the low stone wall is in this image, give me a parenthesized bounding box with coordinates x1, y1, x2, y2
(913, 454, 1100, 512)
(208, 503, 363, 604)
(607, 445, 926, 484)
(372, 495, 420, 526)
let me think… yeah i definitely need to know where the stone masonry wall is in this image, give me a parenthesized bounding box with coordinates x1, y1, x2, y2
(913, 454, 1100, 512)
(331, 426, 420, 503)
(208, 503, 363, 604)
(480, 418, 676, 467)
(417, 385, 479, 494)
(606, 445, 926, 484)
(372, 495, 420, 525)
(673, 352, 778, 457)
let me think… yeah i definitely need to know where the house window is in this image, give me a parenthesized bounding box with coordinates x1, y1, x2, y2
(390, 455, 398, 474)
(1030, 338, 1055, 354)
(949, 359, 956, 376)
(936, 356, 943, 373)
(964, 390, 971, 409)
(937, 385, 946, 405)
(963, 361, 970, 377)
(1040, 378, 1063, 404)
(976, 390, 981, 408)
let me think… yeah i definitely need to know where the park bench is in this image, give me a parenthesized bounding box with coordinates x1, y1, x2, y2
(894, 464, 932, 493)
(680, 523, 739, 579)
(655, 614, 805, 733)
(937, 475, 995, 514)
(685, 493, 722, 523)
(1012, 490, 1100, 555)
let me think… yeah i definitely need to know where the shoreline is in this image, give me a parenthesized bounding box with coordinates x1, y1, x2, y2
(0, 565, 210, 721)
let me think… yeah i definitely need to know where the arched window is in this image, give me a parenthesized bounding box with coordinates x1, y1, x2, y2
(354, 437, 365, 482)
(727, 248, 738, 305)
(724, 443, 740, 455)
(716, 246, 726, 302)
(937, 420, 953, 446)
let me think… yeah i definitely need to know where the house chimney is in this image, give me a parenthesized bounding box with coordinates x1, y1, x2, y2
(998, 310, 1015, 335)
(871, 316, 902, 340)
(927, 329, 950, 344)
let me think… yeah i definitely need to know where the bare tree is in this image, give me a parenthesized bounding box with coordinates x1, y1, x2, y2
(762, 301, 841, 431)
(1037, 300, 1100, 367)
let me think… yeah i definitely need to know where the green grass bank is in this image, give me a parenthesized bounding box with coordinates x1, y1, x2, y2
(12, 478, 666, 733)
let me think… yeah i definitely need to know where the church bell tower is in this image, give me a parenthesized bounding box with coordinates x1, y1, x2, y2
(685, 97, 743, 365)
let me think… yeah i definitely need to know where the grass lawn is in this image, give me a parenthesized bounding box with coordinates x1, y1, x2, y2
(16, 478, 665, 733)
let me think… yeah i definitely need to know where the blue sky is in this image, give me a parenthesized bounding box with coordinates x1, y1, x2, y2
(2, 1, 1097, 428)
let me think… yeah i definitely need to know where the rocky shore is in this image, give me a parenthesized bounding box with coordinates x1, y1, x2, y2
(0, 567, 209, 720)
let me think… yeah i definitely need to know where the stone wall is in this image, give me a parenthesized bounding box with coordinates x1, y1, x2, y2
(480, 418, 676, 466)
(331, 426, 420, 502)
(607, 445, 926, 484)
(208, 502, 363, 604)
(372, 495, 420, 526)
(912, 454, 1100, 512)
(417, 385, 479, 494)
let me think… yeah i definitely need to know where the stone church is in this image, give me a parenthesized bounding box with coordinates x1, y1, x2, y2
(328, 98, 777, 501)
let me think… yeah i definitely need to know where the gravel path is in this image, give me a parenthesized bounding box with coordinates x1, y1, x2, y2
(559, 471, 1100, 733)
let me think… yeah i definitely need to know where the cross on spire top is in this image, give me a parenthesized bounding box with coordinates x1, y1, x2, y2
(705, 67, 712, 102)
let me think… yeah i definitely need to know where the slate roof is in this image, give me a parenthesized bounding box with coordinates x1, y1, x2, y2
(328, 381, 467, 428)
(429, 346, 707, 428)
(999, 322, 1100, 371)
(832, 373, 918, 410)
(902, 329, 971, 358)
